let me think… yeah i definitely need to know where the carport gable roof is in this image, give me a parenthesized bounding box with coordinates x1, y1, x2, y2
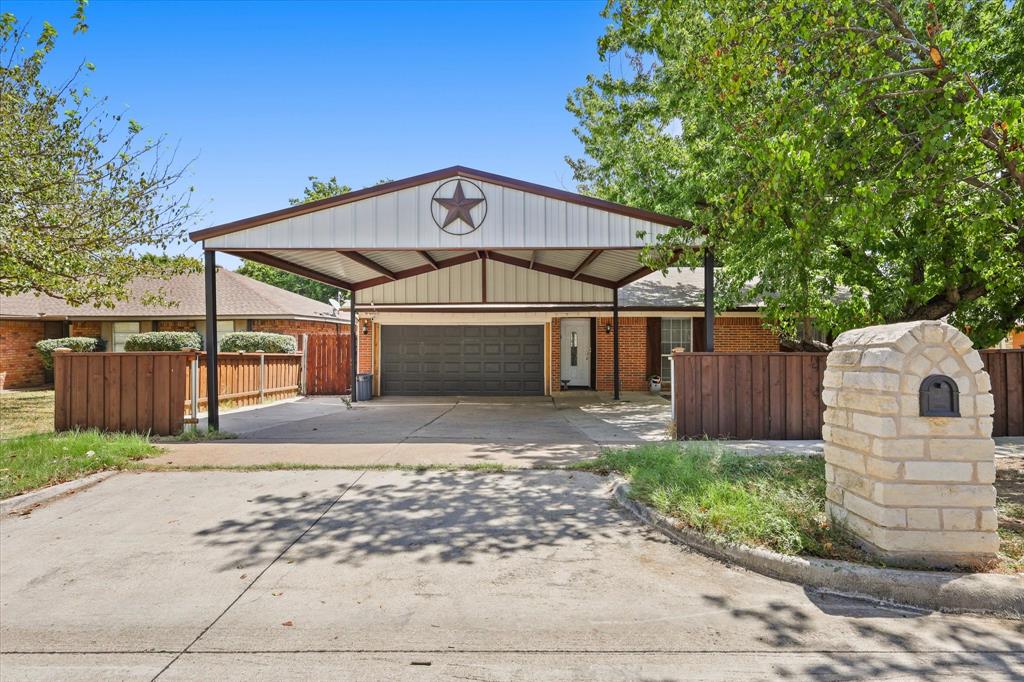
(192, 166, 695, 301)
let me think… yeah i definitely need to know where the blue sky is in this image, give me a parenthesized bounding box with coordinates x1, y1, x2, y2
(7, 0, 612, 267)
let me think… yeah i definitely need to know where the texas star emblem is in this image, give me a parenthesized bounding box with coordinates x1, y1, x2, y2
(431, 179, 487, 235)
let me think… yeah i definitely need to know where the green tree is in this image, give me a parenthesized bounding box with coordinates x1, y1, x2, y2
(238, 176, 392, 302)
(0, 4, 200, 307)
(235, 260, 342, 303)
(569, 0, 1023, 346)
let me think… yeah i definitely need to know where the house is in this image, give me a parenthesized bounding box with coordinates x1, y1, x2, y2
(191, 166, 782, 406)
(0, 269, 348, 389)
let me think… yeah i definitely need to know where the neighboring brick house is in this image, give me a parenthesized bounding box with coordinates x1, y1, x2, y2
(0, 269, 348, 389)
(354, 267, 780, 395)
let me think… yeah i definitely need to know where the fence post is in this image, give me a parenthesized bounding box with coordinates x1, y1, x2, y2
(669, 352, 676, 425)
(190, 352, 199, 432)
(258, 351, 266, 402)
(300, 334, 308, 395)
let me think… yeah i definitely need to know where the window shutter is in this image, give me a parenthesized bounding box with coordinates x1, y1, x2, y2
(646, 317, 661, 375)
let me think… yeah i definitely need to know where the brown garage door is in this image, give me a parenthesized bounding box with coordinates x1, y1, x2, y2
(380, 325, 544, 396)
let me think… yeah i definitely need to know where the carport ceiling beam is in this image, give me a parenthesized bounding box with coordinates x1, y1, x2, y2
(338, 251, 396, 280)
(572, 249, 603, 280)
(615, 248, 688, 288)
(486, 250, 617, 289)
(418, 251, 439, 270)
(351, 251, 480, 290)
(222, 250, 354, 291)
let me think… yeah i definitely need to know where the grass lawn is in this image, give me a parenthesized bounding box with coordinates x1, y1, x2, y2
(576, 442, 1023, 572)
(0, 430, 157, 499)
(1, 388, 55, 438)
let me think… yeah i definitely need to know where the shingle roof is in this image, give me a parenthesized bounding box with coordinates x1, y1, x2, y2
(618, 268, 760, 309)
(0, 269, 345, 322)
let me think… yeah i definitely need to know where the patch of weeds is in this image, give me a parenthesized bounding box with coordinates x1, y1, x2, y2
(170, 429, 239, 442)
(0, 429, 157, 498)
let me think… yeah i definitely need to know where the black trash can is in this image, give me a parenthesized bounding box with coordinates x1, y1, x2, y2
(355, 373, 373, 401)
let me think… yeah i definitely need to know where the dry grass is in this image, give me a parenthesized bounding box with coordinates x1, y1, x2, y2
(0, 389, 55, 439)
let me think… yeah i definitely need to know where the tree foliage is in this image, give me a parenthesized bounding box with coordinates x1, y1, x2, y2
(0, 4, 200, 307)
(569, 0, 1023, 346)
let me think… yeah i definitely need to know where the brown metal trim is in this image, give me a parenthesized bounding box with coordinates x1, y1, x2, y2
(614, 248, 690, 288)
(418, 250, 439, 269)
(338, 250, 397, 280)
(615, 265, 653, 288)
(486, 250, 617, 289)
(224, 250, 354, 290)
(571, 249, 603, 279)
(190, 165, 691, 242)
(351, 251, 481, 290)
(480, 251, 488, 303)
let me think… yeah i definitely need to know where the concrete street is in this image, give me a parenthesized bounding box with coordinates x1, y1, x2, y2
(2, 469, 1022, 680)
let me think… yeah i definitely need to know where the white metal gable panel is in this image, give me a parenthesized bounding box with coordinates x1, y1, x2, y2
(354, 259, 613, 305)
(357, 260, 483, 305)
(204, 177, 675, 251)
(486, 260, 611, 303)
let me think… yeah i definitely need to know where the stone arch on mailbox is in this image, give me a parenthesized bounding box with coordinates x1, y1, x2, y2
(822, 320, 997, 568)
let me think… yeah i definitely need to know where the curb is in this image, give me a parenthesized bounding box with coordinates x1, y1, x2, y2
(1, 471, 119, 516)
(611, 478, 1024, 618)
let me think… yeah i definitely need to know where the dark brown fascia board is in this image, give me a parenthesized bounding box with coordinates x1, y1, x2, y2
(190, 165, 691, 242)
(343, 304, 759, 313)
(486, 250, 617, 289)
(337, 250, 397, 280)
(614, 248, 692, 288)
(223, 250, 354, 291)
(350, 251, 480, 291)
(571, 249, 603, 279)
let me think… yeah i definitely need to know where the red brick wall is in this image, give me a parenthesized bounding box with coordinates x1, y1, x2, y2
(69, 321, 102, 338)
(0, 320, 48, 389)
(550, 318, 561, 393)
(595, 316, 649, 391)
(714, 317, 780, 352)
(357, 322, 373, 374)
(155, 320, 199, 332)
(250, 319, 346, 337)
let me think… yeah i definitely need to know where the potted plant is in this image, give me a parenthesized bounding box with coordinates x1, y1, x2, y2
(648, 374, 662, 394)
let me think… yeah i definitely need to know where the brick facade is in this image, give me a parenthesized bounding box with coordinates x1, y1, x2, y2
(363, 314, 779, 396)
(0, 320, 47, 389)
(250, 319, 345, 337)
(69, 321, 102, 338)
(595, 316, 648, 391)
(714, 316, 780, 352)
(155, 320, 200, 332)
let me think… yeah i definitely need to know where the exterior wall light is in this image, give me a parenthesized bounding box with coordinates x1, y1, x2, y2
(361, 319, 370, 335)
(604, 323, 612, 334)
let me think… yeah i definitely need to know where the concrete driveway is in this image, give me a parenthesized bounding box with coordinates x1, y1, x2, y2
(2, 469, 1021, 680)
(148, 393, 673, 468)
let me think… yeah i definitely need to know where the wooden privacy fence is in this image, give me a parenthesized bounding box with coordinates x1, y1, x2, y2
(672, 352, 826, 440)
(54, 351, 187, 436)
(304, 333, 351, 395)
(185, 352, 303, 413)
(672, 349, 1024, 440)
(981, 350, 1024, 437)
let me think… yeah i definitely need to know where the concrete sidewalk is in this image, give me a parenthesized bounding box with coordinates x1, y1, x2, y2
(2, 469, 1021, 680)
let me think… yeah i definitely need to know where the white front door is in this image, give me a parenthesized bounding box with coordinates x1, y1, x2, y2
(560, 319, 591, 388)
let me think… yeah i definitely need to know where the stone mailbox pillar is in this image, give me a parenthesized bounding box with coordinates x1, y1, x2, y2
(822, 320, 998, 568)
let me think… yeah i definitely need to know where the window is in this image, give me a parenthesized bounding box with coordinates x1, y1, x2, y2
(660, 318, 692, 382)
(112, 322, 140, 352)
(215, 320, 235, 350)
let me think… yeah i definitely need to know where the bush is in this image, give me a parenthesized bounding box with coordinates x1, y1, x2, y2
(123, 331, 202, 352)
(35, 337, 105, 370)
(219, 331, 297, 353)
